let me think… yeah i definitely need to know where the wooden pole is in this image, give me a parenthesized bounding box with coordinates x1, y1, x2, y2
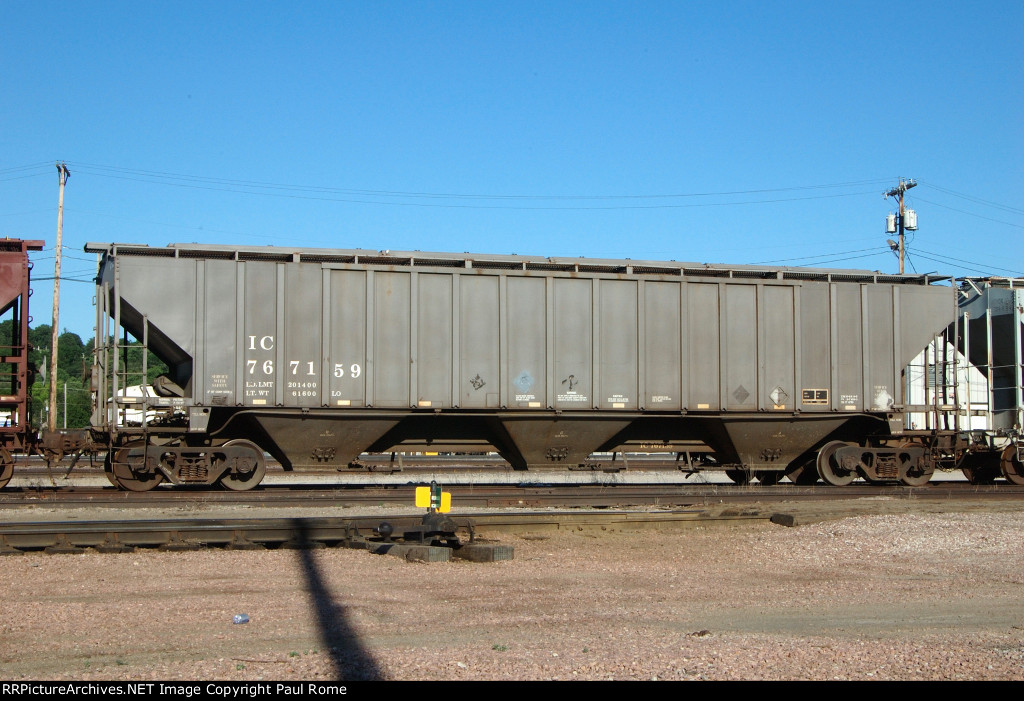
(48, 162, 70, 433)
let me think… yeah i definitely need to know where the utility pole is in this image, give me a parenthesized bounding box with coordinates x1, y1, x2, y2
(48, 162, 70, 433)
(885, 178, 917, 274)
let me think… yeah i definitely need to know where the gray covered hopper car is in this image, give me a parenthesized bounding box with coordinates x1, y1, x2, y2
(956, 278, 1024, 484)
(85, 243, 954, 490)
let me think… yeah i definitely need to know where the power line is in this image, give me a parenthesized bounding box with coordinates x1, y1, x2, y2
(32, 276, 95, 283)
(65, 207, 272, 240)
(32, 252, 99, 263)
(58, 266, 98, 276)
(0, 171, 54, 183)
(910, 251, 1016, 277)
(751, 246, 885, 265)
(0, 162, 54, 183)
(70, 161, 891, 201)
(904, 249, 918, 274)
(0, 162, 53, 175)
(912, 196, 1024, 230)
(64, 168, 885, 210)
(918, 180, 1024, 216)
(781, 251, 886, 266)
(910, 248, 1024, 277)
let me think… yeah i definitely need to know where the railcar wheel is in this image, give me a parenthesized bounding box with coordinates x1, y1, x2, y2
(111, 443, 164, 492)
(1001, 445, 1024, 486)
(756, 470, 782, 485)
(219, 440, 267, 491)
(900, 465, 934, 486)
(102, 451, 120, 487)
(0, 449, 13, 489)
(899, 446, 934, 487)
(960, 453, 999, 485)
(961, 466, 997, 485)
(785, 459, 820, 485)
(816, 441, 856, 486)
(724, 468, 753, 485)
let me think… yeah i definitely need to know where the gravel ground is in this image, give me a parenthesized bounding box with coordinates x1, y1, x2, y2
(1, 509, 1023, 681)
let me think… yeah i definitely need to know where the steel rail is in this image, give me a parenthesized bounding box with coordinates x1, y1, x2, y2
(2, 482, 1021, 510)
(0, 508, 760, 554)
(2, 488, 1022, 554)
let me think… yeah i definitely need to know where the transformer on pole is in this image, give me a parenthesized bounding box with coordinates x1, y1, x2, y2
(885, 178, 917, 274)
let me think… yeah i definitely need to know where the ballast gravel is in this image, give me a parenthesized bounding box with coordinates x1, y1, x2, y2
(1, 510, 1023, 681)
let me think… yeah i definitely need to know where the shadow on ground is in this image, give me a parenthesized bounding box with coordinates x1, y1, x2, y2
(290, 519, 384, 681)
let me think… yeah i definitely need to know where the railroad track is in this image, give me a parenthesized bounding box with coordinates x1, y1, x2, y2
(1, 482, 1021, 555)
(3, 481, 1021, 510)
(3, 496, 1022, 556)
(0, 510, 731, 555)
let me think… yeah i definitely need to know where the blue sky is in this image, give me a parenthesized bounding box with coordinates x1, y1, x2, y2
(3, 1, 1022, 341)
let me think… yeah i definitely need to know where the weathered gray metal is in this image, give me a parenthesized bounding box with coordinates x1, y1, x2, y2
(85, 242, 955, 487)
(959, 278, 1024, 434)
(956, 278, 1024, 484)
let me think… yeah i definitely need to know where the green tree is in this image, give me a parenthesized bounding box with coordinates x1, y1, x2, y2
(57, 331, 87, 380)
(28, 327, 91, 430)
